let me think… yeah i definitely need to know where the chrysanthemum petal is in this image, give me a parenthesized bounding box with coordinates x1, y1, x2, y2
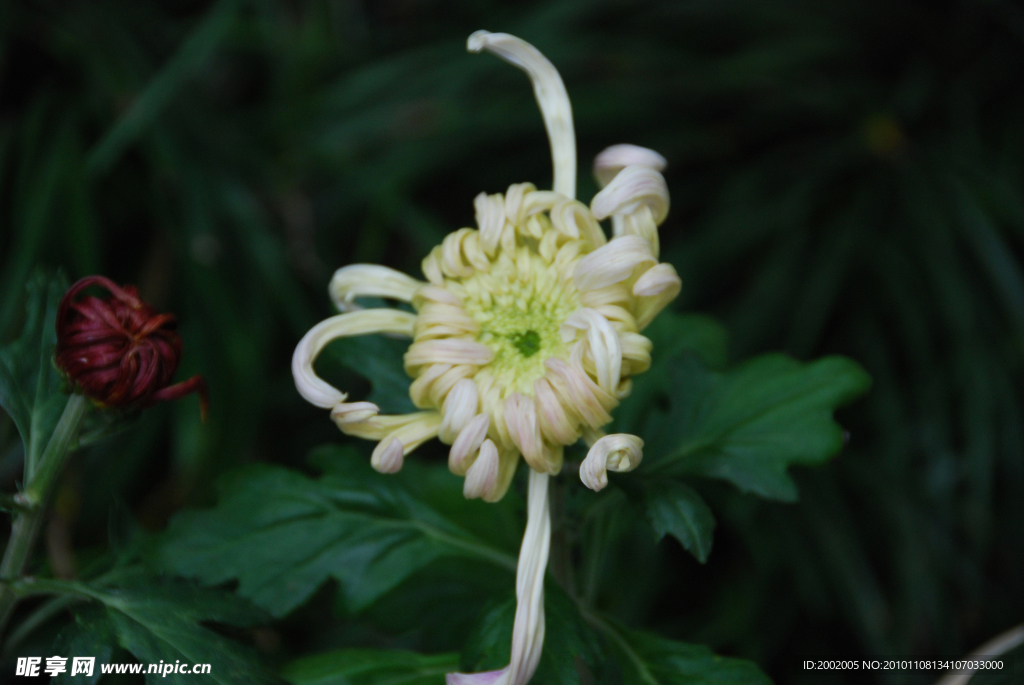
(292, 309, 416, 409)
(373, 438, 405, 474)
(580, 433, 644, 491)
(463, 439, 500, 499)
(468, 31, 576, 199)
(449, 413, 490, 475)
(475, 191, 507, 256)
(593, 144, 667, 188)
(404, 339, 494, 372)
(591, 164, 669, 226)
(544, 357, 613, 428)
(330, 401, 380, 425)
(572, 235, 657, 293)
(634, 263, 683, 331)
(369, 412, 443, 473)
(440, 378, 479, 443)
(561, 308, 622, 394)
(504, 393, 549, 473)
(329, 264, 425, 313)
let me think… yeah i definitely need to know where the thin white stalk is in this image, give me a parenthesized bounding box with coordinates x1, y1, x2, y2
(447, 470, 551, 685)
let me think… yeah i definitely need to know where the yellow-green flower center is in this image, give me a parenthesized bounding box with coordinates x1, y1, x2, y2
(460, 250, 580, 395)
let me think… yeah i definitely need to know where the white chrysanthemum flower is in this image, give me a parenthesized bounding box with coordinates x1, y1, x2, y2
(293, 30, 680, 685)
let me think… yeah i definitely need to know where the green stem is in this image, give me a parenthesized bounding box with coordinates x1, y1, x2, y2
(24, 394, 90, 506)
(0, 394, 89, 638)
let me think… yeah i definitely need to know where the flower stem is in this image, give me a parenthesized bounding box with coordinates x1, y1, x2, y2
(0, 393, 89, 637)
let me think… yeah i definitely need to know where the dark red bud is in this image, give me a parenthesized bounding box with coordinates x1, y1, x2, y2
(55, 276, 208, 419)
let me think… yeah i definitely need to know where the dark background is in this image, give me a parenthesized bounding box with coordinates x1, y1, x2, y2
(1, 1, 1022, 683)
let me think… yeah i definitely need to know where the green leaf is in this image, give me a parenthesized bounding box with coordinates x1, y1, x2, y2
(460, 586, 602, 685)
(620, 477, 716, 563)
(321, 333, 417, 414)
(640, 353, 871, 501)
(598, 621, 772, 685)
(158, 446, 517, 617)
(41, 571, 279, 685)
(643, 312, 730, 371)
(50, 606, 116, 685)
(615, 313, 729, 436)
(282, 649, 459, 685)
(0, 270, 68, 473)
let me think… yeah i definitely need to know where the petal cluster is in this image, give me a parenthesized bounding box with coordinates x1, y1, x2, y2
(294, 165, 676, 501)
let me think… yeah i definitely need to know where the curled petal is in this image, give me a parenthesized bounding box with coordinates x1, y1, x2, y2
(373, 438, 405, 474)
(580, 433, 644, 491)
(560, 308, 622, 394)
(590, 165, 669, 226)
(404, 339, 494, 372)
(293, 310, 416, 408)
(329, 264, 425, 312)
(369, 412, 443, 472)
(544, 357, 614, 429)
(441, 228, 479, 278)
(504, 393, 547, 473)
(475, 191, 507, 256)
(468, 31, 576, 198)
(330, 401, 380, 426)
(634, 264, 683, 331)
(550, 198, 606, 248)
(413, 284, 464, 309)
(504, 182, 537, 227)
(440, 379, 479, 443)
(572, 235, 656, 293)
(414, 302, 480, 340)
(534, 377, 580, 445)
(463, 439, 500, 499)
(619, 332, 653, 376)
(487, 446, 521, 503)
(633, 262, 681, 297)
(593, 144, 667, 187)
(449, 413, 490, 475)
(339, 411, 433, 441)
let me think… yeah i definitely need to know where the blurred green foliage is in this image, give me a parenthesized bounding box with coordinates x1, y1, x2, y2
(0, 0, 1022, 684)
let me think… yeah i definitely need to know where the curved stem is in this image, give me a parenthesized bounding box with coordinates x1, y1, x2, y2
(0, 393, 89, 638)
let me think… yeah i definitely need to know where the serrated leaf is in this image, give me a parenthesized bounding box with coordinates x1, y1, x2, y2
(0, 270, 69, 471)
(282, 648, 458, 685)
(620, 477, 716, 563)
(603, 622, 772, 685)
(638, 353, 871, 501)
(47, 571, 279, 685)
(460, 586, 602, 685)
(158, 446, 518, 617)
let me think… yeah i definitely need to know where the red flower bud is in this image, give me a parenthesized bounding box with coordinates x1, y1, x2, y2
(55, 276, 208, 419)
